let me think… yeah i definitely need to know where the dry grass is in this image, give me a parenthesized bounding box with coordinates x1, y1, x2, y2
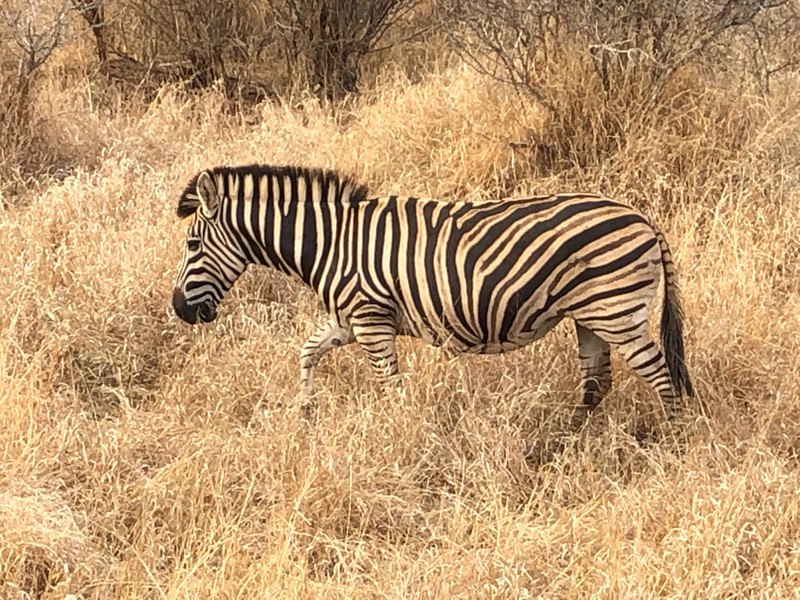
(1, 38, 800, 599)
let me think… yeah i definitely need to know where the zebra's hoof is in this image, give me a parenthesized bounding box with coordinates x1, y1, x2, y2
(300, 399, 319, 424)
(569, 405, 593, 432)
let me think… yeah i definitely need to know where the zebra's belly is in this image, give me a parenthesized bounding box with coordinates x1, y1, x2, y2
(459, 326, 555, 354)
(462, 340, 533, 354)
(401, 313, 557, 355)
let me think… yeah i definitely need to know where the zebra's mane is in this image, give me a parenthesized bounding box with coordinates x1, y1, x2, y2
(176, 164, 369, 218)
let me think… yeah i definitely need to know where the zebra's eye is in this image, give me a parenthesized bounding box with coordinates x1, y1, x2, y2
(187, 239, 201, 252)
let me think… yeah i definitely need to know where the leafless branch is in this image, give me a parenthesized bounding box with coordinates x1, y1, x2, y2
(1, 0, 72, 76)
(278, 0, 423, 97)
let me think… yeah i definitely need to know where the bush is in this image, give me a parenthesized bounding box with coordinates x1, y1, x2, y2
(75, 0, 423, 101)
(0, 1, 73, 190)
(438, 0, 800, 174)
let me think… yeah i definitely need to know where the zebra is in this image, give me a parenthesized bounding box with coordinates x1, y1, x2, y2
(172, 164, 694, 427)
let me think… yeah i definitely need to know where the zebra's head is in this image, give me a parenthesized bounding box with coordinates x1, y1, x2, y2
(173, 170, 248, 325)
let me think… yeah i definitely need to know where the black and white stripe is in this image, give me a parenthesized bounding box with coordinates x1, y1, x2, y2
(172, 164, 694, 424)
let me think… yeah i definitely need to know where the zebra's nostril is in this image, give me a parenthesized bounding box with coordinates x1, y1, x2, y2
(198, 301, 217, 323)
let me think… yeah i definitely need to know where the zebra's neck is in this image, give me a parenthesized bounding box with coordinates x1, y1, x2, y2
(222, 171, 352, 294)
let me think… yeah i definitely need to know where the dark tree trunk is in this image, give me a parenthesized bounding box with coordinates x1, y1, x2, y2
(72, 0, 108, 63)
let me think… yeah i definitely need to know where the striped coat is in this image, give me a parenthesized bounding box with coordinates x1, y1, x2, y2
(172, 165, 693, 426)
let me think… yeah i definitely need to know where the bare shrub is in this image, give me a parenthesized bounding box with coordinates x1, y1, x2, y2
(78, 0, 423, 102)
(118, 0, 261, 87)
(438, 0, 800, 175)
(0, 1, 70, 125)
(0, 0, 74, 189)
(55, 0, 276, 105)
(272, 0, 424, 99)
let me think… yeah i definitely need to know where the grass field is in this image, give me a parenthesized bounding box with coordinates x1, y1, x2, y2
(1, 18, 800, 599)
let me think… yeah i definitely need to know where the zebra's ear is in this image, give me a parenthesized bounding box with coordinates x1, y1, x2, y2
(196, 171, 219, 216)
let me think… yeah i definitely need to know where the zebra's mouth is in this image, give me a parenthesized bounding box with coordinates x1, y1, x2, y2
(173, 288, 217, 325)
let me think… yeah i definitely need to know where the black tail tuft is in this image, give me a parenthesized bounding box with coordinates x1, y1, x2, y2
(661, 270, 694, 398)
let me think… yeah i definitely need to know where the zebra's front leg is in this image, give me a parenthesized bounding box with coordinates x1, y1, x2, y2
(300, 319, 355, 398)
(351, 319, 400, 390)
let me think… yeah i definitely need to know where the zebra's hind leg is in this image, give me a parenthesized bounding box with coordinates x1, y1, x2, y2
(591, 321, 685, 429)
(570, 324, 613, 431)
(300, 320, 355, 418)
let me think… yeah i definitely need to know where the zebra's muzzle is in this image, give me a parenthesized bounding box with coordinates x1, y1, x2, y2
(173, 288, 217, 324)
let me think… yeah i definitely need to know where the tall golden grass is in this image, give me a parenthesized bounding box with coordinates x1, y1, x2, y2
(1, 29, 799, 599)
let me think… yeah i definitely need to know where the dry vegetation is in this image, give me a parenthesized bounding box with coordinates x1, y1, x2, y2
(2, 0, 800, 598)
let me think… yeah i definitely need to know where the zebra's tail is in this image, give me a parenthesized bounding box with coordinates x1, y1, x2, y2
(652, 221, 695, 398)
